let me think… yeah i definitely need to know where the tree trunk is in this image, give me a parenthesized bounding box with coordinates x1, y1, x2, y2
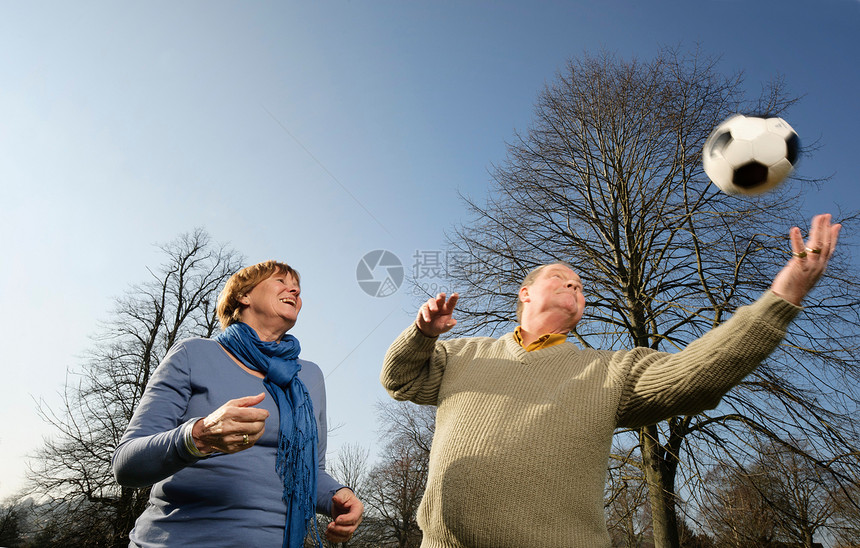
(642, 424, 680, 548)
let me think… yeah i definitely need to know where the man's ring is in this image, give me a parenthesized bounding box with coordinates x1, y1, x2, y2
(242, 434, 249, 445)
(792, 250, 807, 259)
(807, 247, 822, 254)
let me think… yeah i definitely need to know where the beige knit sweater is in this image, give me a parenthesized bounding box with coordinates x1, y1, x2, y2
(381, 291, 800, 548)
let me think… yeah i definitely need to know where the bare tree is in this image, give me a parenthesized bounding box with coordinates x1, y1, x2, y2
(441, 48, 860, 547)
(606, 447, 652, 547)
(0, 500, 24, 547)
(701, 437, 840, 548)
(831, 481, 860, 548)
(701, 462, 780, 546)
(331, 443, 371, 505)
(753, 440, 835, 547)
(26, 229, 243, 546)
(362, 401, 435, 548)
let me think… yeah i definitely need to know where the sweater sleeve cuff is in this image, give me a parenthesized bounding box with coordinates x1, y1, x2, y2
(760, 289, 802, 329)
(408, 322, 441, 344)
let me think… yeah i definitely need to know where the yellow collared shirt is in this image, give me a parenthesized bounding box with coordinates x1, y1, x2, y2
(513, 326, 568, 352)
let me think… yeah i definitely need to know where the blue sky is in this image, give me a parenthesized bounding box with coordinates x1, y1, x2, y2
(1, 0, 858, 501)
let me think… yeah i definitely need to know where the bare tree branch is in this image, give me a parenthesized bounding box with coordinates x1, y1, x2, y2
(24, 229, 243, 546)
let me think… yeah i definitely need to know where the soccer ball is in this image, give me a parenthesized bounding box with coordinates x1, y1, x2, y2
(702, 114, 800, 195)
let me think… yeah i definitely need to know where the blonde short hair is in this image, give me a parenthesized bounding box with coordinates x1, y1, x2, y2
(216, 260, 300, 329)
(515, 262, 574, 323)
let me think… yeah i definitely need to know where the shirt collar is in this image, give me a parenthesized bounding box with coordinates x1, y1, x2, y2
(513, 326, 568, 352)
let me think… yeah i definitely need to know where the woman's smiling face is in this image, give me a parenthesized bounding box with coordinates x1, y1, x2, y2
(239, 272, 302, 338)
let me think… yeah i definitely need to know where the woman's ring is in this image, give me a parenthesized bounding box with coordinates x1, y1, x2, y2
(242, 434, 249, 445)
(792, 250, 807, 259)
(807, 247, 822, 254)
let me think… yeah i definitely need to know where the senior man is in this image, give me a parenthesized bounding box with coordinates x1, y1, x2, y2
(381, 214, 840, 547)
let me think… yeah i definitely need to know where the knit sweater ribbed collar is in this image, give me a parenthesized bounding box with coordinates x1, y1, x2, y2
(502, 332, 577, 362)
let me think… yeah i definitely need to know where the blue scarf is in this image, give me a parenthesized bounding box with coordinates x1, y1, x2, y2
(215, 322, 321, 548)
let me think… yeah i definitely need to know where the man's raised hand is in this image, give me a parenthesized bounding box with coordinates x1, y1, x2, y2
(771, 213, 841, 306)
(416, 293, 459, 337)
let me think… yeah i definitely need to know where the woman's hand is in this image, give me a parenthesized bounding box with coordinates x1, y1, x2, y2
(326, 488, 364, 543)
(191, 393, 269, 454)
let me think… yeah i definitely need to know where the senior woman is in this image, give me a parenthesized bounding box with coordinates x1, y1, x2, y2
(113, 260, 363, 547)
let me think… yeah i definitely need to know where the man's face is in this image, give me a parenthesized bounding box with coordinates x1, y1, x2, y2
(519, 264, 585, 329)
